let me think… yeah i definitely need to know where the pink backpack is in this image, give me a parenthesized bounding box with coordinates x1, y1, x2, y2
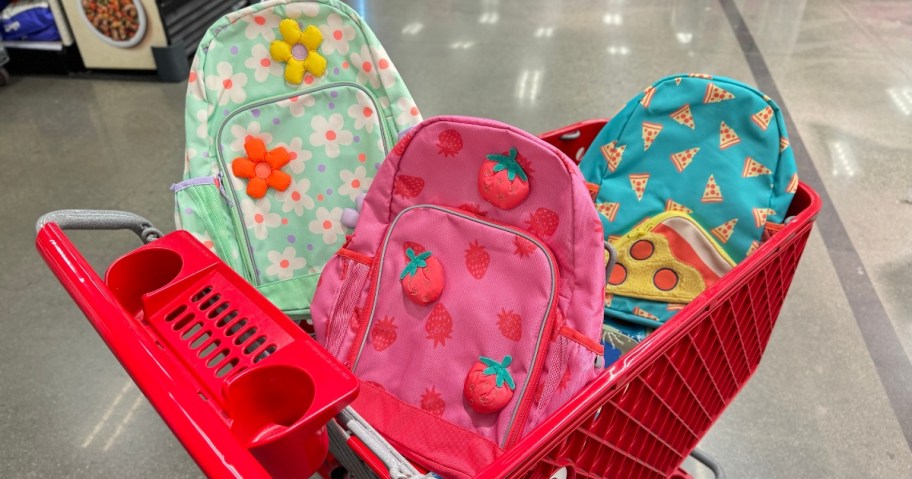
(311, 116, 605, 477)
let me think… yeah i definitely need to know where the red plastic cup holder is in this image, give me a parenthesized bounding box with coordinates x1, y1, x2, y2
(225, 364, 328, 479)
(106, 247, 183, 317)
(226, 364, 317, 446)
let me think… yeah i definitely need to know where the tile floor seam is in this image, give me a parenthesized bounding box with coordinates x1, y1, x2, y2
(719, 0, 912, 453)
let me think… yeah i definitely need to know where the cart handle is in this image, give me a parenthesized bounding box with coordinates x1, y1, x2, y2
(36, 209, 163, 243)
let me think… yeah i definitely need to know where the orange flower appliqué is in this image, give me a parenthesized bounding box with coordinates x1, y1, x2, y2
(232, 137, 292, 199)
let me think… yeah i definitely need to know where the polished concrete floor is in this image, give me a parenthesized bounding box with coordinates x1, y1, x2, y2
(2, 0, 911, 477)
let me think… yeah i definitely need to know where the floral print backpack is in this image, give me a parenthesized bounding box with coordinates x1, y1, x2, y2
(311, 116, 606, 478)
(173, 0, 421, 320)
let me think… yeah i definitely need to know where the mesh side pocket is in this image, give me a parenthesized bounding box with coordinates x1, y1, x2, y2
(174, 179, 243, 274)
(324, 255, 372, 358)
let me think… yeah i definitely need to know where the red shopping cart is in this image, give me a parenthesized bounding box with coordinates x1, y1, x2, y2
(36, 120, 820, 479)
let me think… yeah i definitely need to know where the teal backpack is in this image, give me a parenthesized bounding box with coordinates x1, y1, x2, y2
(173, 0, 421, 320)
(578, 74, 798, 332)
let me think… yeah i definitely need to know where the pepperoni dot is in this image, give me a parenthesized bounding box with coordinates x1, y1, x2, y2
(281, 218, 289, 225)
(333, 30, 343, 40)
(188, 71, 197, 83)
(304, 75, 314, 85)
(351, 179, 361, 188)
(317, 194, 324, 201)
(357, 153, 366, 162)
(291, 192, 301, 201)
(260, 58, 271, 67)
(342, 61, 349, 69)
(361, 61, 373, 72)
(410, 106, 419, 116)
(378, 58, 389, 69)
(254, 15, 265, 25)
(254, 213, 264, 223)
(322, 220, 332, 230)
(608, 263, 627, 285)
(280, 259, 290, 268)
(363, 107, 373, 117)
(654, 268, 679, 291)
(630, 240, 654, 260)
(222, 79, 233, 89)
(325, 130, 337, 141)
(288, 152, 297, 160)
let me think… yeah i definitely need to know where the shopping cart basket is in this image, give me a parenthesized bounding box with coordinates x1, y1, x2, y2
(36, 120, 821, 478)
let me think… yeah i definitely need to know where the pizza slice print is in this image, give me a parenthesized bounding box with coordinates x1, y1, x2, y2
(629, 173, 650, 201)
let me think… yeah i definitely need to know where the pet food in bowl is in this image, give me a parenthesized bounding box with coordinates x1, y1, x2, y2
(80, 0, 147, 48)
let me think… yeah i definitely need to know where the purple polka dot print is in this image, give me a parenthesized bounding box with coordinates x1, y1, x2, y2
(251, 109, 261, 118)
(287, 235, 296, 244)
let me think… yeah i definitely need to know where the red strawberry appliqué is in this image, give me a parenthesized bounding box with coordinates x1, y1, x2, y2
(436, 129, 463, 157)
(370, 316, 397, 351)
(465, 240, 490, 280)
(400, 247, 444, 305)
(524, 208, 559, 238)
(464, 355, 516, 414)
(478, 148, 530, 210)
(393, 175, 425, 199)
(497, 308, 522, 341)
(420, 386, 446, 417)
(425, 303, 453, 347)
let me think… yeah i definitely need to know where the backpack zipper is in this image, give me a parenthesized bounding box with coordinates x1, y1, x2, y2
(213, 81, 393, 285)
(347, 204, 559, 448)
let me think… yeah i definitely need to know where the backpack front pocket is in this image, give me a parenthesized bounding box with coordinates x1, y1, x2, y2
(214, 83, 394, 313)
(347, 205, 560, 448)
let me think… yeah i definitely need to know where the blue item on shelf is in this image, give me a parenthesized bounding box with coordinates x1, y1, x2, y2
(1, 0, 61, 41)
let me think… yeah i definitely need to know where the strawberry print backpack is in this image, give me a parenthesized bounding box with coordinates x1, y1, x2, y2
(173, 0, 421, 320)
(311, 116, 606, 478)
(578, 74, 798, 330)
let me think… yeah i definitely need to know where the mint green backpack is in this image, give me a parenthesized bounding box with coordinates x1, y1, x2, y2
(173, 0, 421, 320)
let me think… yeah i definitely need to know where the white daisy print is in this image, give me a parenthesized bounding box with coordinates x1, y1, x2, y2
(284, 2, 320, 19)
(395, 96, 421, 127)
(244, 43, 284, 83)
(349, 44, 381, 88)
(310, 114, 354, 158)
(266, 247, 307, 280)
(278, 137, 311, 174)
(241, 198, 281, 240)
(338, 166, 372, 201)
(347, 90, 379, 133)
(279, 93, 317, 118)
(195, 105, 214, 139)
(242, 9, 281, 41)
(373, 45, 399, 88)
(229, 122, 272, 153)
(277, 177, 315, 216)
(319, 13, 356, 55)
(309, 207, 345, 244)
(205, 62, 248, 106)
(190, 231, 216, 252)
(187, 66, 205, 101)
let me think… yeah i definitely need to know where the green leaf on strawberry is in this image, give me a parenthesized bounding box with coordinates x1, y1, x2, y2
(480, 355, 515, 390)
(486, 148, 527, 182)
(400, 248, 432, 280)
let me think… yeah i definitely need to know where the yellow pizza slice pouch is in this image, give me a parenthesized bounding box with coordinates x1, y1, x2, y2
(606, 211, 736, 304)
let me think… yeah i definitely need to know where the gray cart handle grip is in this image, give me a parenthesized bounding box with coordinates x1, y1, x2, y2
(36, 210, 163, 244)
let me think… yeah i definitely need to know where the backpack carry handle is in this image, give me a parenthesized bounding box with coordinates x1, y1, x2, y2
(36, 210, 163, 244)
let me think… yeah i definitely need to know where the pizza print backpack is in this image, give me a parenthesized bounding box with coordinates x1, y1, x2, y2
(172, 0, 421, 321)
(577, 74, 798, 333)
(311, 116, 606, 478)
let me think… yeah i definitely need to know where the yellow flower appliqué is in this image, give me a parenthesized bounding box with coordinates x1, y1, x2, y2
(270, 19, 327, 84)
